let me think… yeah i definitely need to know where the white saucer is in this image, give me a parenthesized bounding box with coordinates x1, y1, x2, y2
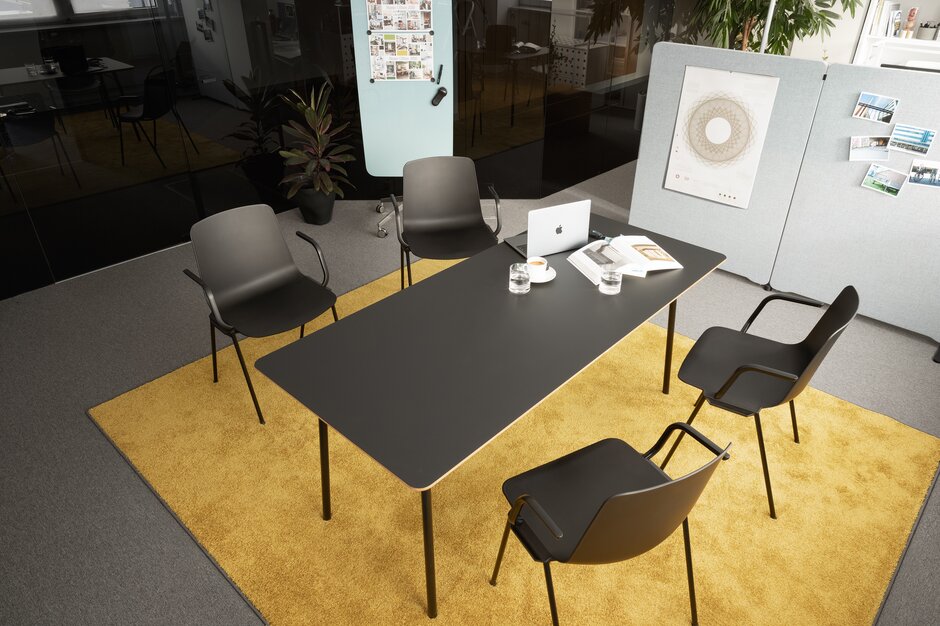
(530, 267, 556, 284)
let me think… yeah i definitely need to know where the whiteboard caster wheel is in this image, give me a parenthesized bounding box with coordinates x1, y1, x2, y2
(375, 201, 385, 213)
(377, 227, 388, 238)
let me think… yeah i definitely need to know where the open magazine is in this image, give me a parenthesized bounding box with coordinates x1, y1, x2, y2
(567, 235, 682, 284)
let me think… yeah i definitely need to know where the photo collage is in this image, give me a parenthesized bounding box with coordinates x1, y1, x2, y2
(369, 33, 434, 81)
(850, 92, 937, 197)
(367, 0, 434, 82)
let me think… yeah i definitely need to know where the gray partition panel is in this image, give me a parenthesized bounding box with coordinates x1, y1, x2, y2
(772, 63, 940, 342)
(630, 43, 826, 284)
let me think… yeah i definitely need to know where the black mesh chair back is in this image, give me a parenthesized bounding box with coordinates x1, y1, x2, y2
(401, 156, 487, 233)
(140, 68, 176, 120)
(785, 285, 859, 403)
(190, 204, 297, 311)
(568, 448, 727, 565)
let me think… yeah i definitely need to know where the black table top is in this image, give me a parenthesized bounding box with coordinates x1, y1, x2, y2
(256, 215, 724, 490)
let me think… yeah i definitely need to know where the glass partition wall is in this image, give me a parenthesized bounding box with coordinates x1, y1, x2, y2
(1, 0, 681, 299)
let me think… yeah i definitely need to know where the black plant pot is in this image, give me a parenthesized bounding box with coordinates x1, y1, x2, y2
(295, 189, 336, 225)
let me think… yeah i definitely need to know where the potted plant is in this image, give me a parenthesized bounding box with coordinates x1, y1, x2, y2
(223, 73, 286, 207)
(278, 82, 355, 225)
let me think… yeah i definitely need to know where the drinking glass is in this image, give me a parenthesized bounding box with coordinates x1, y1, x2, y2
(508, 263, 530, 294)
(599, 269, 622, 295)
(24, 63, 38, 77)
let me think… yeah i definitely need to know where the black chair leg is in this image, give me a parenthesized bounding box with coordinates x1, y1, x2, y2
(0, 161, 15, 201)
(54, 133, 80, 188)
(682, 518, 698, 626)
(118, 121, 126, 165)
(406, 249, 413, 287)
(660, 393, 706, 470)
(230, 333, 265, 425)
(331, 305, 338, 322)
(50, 135, 64, 175)
(399, 246, 405, 291)
(543, 562, 559, 626)
(210, 319, 218, 383)
(489, 520, 512, 585)
(174, 108, 200, 154)
(754, 412, 776, 519)
(137, 121, 166, 168)
(789, 400, 800, 443)
(300, 324, 305, 339)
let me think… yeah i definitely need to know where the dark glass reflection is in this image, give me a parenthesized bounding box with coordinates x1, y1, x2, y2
(0, 0, 681, 299)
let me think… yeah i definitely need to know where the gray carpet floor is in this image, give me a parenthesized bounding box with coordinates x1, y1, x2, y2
(1, 162, 937, 624)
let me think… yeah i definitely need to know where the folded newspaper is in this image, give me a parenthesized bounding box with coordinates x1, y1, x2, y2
(567, 235, 682, 284)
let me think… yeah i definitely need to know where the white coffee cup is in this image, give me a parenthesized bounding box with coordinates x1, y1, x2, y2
(526, 256, 549, 279)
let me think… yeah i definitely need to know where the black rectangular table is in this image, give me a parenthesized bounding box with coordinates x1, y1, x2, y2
(256, 214, 724, 618)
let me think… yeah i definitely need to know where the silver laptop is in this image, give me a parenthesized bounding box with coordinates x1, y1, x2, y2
(506, 200, 591, 258)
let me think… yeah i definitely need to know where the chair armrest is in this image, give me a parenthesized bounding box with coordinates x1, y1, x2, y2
(741, 292, 825, 333)
(644, 423, 730, 460)
(714, 363, 799, 401)
(486, 183, 502, 237)
(183, 269, 230, 330)
(296, 231, 330, 288)
(507, 494, 563, 539)
(389, 194, 408, 249)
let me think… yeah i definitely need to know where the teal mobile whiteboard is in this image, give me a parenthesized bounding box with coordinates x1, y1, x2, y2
(351, 0, 454, 177)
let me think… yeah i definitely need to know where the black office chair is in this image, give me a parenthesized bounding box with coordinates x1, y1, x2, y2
(184, 204, 339, 425)
(489, 423, 730, 626)
(390, 156, 501, 290)
(0, 109, 80, 188)
(118, 67, 199, 168)
(661, 286, 859, 519)
(42, 45, 111, 124)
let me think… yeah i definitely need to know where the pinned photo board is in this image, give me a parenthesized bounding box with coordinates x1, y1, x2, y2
(630, 43, 826, 284)
(351, 0, 453, 177)
(771, 63, 940, 342)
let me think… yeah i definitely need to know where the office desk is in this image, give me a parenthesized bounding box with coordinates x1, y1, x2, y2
(0, 57, 133, 89)
(256, 215, 724, 618)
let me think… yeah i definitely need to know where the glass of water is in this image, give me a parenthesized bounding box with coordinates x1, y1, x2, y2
(509, 263, 530, 294)
(599, 269, 622, 295)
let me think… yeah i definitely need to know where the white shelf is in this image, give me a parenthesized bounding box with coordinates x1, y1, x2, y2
(868, 35, 940, 49)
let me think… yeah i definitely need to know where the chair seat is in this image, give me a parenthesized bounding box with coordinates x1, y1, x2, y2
(119, 105, 144, 122)
(218, 272, 336, 338)
(679, 327, 810, 416)
(402, 225, 497, 260)
(503, 439, 670, 564)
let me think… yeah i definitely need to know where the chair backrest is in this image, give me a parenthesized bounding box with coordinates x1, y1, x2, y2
(190, 204, 298, 309)
(785, 285, 859, 402)
(42, 45, 88, 75)
(141, 67, 176, 120)
(1, 110, 56, 147)
(483, 24, 516, 64)
(401, 156, 487, 233)
(567, 446, 728, 565)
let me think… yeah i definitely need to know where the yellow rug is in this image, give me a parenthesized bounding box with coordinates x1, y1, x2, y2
(89, 259, 940, 625)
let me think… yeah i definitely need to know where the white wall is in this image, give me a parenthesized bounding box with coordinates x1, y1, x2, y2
(180, 0, 237, 105)
(789, 1, 870, 63)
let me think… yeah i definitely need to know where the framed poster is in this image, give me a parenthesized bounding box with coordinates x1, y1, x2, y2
(664, 66, 780, 209)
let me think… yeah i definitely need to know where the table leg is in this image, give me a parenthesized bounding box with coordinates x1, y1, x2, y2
(509, 61, 517, 127)
(421, 490, 437, 618)
(318, 418, 331, 520)
(663, 300, 676, 394)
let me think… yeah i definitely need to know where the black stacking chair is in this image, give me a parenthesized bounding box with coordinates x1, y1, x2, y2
(118, 67, 198, 168)
(184, 204, 339, 425)
(661, 286, 859, 519)
(390, 156, 501, 290)
(489, 423, 729, 626)
(1, 109, 80, 188)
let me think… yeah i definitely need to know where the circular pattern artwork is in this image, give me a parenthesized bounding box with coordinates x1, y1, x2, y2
(685, 95, 753, 165)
